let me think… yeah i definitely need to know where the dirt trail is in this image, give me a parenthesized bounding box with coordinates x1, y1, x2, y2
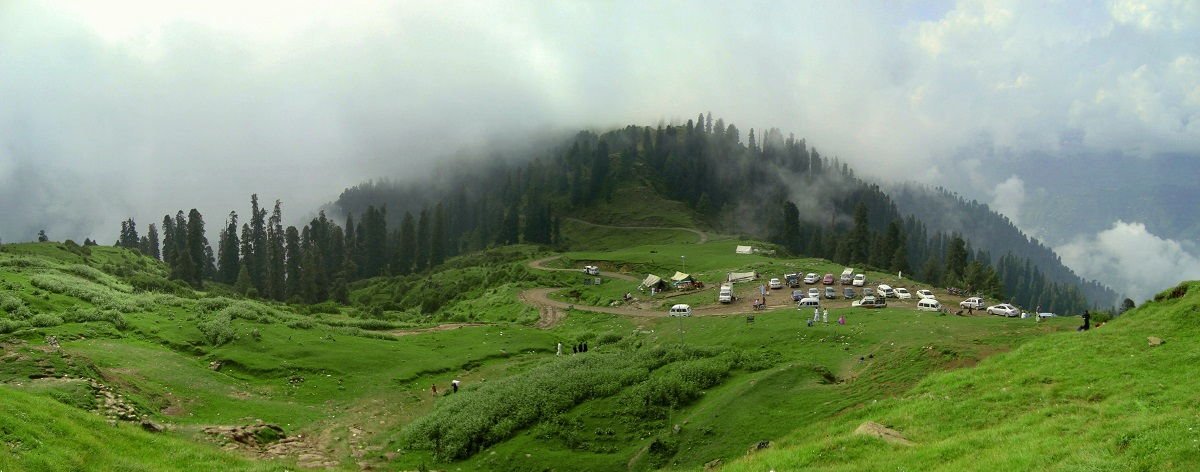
(387, 323, 488, 336)
(564, 217, 709, 244)
(527, 255, 640, 282)
(517, 286, 798, 318)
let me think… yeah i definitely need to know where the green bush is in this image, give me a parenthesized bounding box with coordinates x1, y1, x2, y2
(0, 318, 30, 334)
(197, 313, 236, 346)
(30, 313, 64, 328)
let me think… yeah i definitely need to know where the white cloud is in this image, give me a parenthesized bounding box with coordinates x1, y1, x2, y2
(1057, 221, 1200, 302)
(989, 175, 1026, 225)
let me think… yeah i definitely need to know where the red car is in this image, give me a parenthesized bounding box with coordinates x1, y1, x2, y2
(822, 273, 834, 285)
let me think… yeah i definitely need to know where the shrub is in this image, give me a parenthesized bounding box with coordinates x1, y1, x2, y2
(0, 319, 30, 334)
(30, 313, 64, 328)
(197, 313, 236, 346)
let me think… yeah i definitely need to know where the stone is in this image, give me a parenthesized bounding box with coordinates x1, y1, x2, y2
(854, 421, 914, 446)
(141, 420, 164, 433)
(1148, 336, 1165, 347)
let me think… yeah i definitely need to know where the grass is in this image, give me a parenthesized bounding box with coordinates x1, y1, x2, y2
(0, 238, 1187, 472)
(719, 281, 1200, 472)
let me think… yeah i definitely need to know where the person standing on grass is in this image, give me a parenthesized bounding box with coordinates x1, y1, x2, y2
(1079, 310, 1091, 331)
(822, 308, 829, 323)
(813, 307, 820, 323)
(838, 315, 845, 325)
(556, 342, 562, 356)
(451, 379, 460, 393)
(431, 384, 438, 396)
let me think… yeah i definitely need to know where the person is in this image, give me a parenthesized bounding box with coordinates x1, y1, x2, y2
(807, 319, 814, 327)
(451, 379, 460, 393)
(837, 315, 845, 325)
(822, 308, 829, 323)
(572, 344, 578, 354)
(813, 307, 820, 323)
(431, 384, 438, 396)
(556, 342, 563, 356)
(1079, 310, 1091, 331)
(582, 341, 588, 352)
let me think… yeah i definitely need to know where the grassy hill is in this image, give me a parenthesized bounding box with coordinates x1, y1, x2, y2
(720, 281, 1200, 471)
(0, 234, 1182, 471)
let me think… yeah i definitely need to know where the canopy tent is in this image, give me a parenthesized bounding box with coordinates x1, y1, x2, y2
(735, 245, 753, 255)
(670, 271, 693, 282)
(727, 271, 756, 283)
(641, 274, 667, 291)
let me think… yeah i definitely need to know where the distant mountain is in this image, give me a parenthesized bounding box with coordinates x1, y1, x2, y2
(334, 116, 1113, 312)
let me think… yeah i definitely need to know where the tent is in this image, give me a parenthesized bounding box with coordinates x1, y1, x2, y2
(735, 245, 753, 255)
(670, 271, 696, 288)
(727, 271, 756, 283)
(641, 274, 667, 291)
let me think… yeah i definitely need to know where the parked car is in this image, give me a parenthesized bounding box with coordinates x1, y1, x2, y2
(894, 288, 911, 299)
(804, 273, 819, 284)
(796, 297, 821, 308)
(769, 278, 783, 289)
(916, 289, 936, 300)
(960, 297, 986, 310)
(1037, 312, 1057, 319)
(718, 284, 734, 304)
(852, 274, 866, 287)
(987, 304, 1019, 317)
(792, 290, 805, 302)
(853, 296, 886, 308)
(822, 273, 835, 285)
(669, 304, 692, 317)
(785, 273, 801, 287)
(839, 268, 854, 284)
(824, 287, 837, 299)
(808, 288, 820, 299)
(863, 287, 875, 297)
(917, 298, 942, 311)
(876, 284, 895, 298)
(843, 287, 856, 299)
(583, 265, 600, 275)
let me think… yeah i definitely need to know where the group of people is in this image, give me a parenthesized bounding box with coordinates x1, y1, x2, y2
(431, 379, 461, 397)
(555, 341, 589, 355)
(807, 307, 846, 327)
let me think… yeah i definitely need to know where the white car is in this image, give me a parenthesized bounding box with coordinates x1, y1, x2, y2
(808, 288, 820, 299)
(894, 288, 911, 299)
(987, 304, 1019, 317)
(853, 296, 886, 308)
(852, 274, 866, 287)
(916, 289, 936, 300)
(804, 273, 819, 284)
(583, 265, 600, 275)
(669, 304, 692, 317)
(718, 284, 734, 304)
(1038, 312, 1057, 319)
(917, 298, 942, 311)
(876, 284, 895, 298)
(768, 278, 783, 289)
(960, 297, 986, 310)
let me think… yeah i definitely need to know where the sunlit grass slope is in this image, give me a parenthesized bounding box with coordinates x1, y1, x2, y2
(721, 281, 1200, 472)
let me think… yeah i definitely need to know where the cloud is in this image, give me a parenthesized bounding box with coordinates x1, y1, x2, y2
(1, 0, 1198, 244)
(989, 175, 1026, 225)
(1056, 221, 1200, 302)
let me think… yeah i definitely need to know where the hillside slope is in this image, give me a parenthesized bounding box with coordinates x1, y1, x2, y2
(721, 281, 1200, 471)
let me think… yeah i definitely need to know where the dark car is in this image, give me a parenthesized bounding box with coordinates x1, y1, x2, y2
(843, 287, 856, 299)
(824, 287, 837, 299)
(792, 290, 804, 302)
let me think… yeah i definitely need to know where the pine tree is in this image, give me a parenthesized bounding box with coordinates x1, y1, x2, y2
(172, 211, 193, 283)
(186, 209, 209, 287)
(415, 208, 431, 271)
(234, 264, 254, 296)
(284, 226, 302, 302)
(430, 203, 446, 267)
(848, 203, 871, 265)
(161, 215, 176, 268)
(217, 212, 241, 284)
(396, 211, 416, 275)
(265, 200, 286, 300)
(248, 195, 268, 294)
(146, 224, 160, 260)
(945, 235, 969, 286)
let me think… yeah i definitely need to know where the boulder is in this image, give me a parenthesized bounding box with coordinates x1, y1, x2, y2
(854, 421, 914, 446)
(1148, 336, 1165, 347)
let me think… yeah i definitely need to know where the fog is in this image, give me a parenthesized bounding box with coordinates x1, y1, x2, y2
(2, 1, 1198, 295)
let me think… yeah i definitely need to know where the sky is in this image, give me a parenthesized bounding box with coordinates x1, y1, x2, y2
(2, 0, 1198, 300)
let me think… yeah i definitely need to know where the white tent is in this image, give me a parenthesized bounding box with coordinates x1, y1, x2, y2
(670, 271, 692, 282)
(641, 274, 663, 288)
(735, 245, 753, 255)
(727, 271, 756, 283)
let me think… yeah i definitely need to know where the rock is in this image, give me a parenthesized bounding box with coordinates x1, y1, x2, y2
(704, 459, 724, 470)
(747, 440, 772, 454)
(854, 421, 914, 446)
(141, 420, 164, 433)
(1148, 336, 1165, 347)
(209, 361, 223, 371)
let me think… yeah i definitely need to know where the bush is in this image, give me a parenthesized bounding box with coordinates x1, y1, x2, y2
(30, 313, 64, 328)
(197, 313, 236, 346)
(0, 319, 30, 334)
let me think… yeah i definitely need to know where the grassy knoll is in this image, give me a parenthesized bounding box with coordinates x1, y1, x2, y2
(0, 385, 285, 471)
(720, 281, 1200, 472)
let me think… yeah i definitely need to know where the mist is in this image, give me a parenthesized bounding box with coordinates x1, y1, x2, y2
(3, 0, 1198, 294)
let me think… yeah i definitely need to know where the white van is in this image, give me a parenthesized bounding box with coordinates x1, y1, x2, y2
(718, 284, 734, 304)
(669, 304, 692, 317)
(584, 265, 600, 275)
(796, 297, 821, 308)
(877, 284, 895, 298)
(917, 298, 942, 312)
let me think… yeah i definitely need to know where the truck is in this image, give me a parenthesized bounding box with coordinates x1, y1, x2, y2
(839, 268, 854, 284)
(718, 284, 735, 304)
(784, 273, 801, 287)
